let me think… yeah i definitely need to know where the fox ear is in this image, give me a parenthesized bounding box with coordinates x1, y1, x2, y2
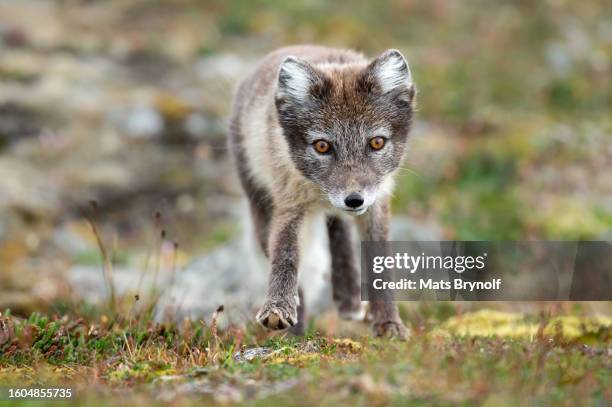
(364, 49, 414, 96)
(276, 56, 325, 102)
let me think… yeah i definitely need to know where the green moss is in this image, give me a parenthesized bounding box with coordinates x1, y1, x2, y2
(538, 200, 611, 239)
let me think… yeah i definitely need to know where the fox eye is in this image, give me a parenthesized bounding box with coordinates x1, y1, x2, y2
(313, 140, 331, 154)
(369, 136, 386, 150)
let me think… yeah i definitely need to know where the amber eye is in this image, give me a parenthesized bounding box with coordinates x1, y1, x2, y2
(313, 140, 331, 154)
(370, 136, 386, 150)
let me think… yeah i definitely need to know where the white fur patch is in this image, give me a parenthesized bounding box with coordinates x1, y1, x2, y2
(305, 129, 329, 143)
(278, 57, 311, 100)
(375, 51, 412, 93)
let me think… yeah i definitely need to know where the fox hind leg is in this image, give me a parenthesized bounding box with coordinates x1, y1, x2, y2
(327, 216, 365, 320)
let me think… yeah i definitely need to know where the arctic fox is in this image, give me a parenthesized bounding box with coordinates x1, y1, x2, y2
(229, 45, 416, 338)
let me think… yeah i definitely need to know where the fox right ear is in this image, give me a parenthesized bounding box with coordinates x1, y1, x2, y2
(362, 49, 415, 101)
(276, 56, 326, 103)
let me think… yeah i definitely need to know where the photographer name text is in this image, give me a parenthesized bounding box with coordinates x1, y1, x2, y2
(372, 278, 502, 291)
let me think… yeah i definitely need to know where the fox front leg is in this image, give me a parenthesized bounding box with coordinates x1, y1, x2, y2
(256, 209, 303, 330)
(358, 199, 408, 339)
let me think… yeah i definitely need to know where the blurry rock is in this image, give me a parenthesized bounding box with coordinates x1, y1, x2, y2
(391, 216, 442, 240)
(0, 26, 29, 48)
(349, 373, 392, 395)
(152, 94, 226, 144)
(195, 54, 245, 81)
(53, 222, 96, 257)
(184, 113, 209, 138)
(0, 158, 61, 219)
(0, 216, 7, 241)
(0, 103, 43, 148)
(0, 64, 39, 85)
(111, 105, 164, 139)
(67, 265, 170, 305)
(31, 274, 62, 303)
(67, 161, 133, 191)
(0, 291, 40, 315)
(546, 42, 573, 77)
(154, 239, 268, 323)
(121, 50, 178, 82)
(175, 380, 243, 403)
(184, 113, 224, 141)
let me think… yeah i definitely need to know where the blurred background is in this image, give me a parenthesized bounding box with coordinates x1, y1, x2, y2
(0, 0, 610, 317)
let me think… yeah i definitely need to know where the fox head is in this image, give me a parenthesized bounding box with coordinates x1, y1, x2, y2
(275, 49, 416, 215)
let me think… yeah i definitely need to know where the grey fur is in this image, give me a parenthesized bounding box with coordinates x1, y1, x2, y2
(327, 216, 362, 319)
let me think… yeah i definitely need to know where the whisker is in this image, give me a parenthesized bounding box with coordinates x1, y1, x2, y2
(396, 166, 421, 177)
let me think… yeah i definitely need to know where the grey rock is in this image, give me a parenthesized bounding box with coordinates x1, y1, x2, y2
(233, 347, 274, 362)
(0, 216, 6, 241)
(52, 224, 95, 256)
(0, 102, 42, 147)
(154, 239, 268, 324)
(184, 113, 224, 140)
(195, 54, 246, 81)
(67, 265, 170, 305)
(111, 105, 164, 138)
(0, 157, 61, 218)
(391, 216, 442, 241)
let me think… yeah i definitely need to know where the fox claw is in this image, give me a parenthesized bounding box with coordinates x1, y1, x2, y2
(256, 300, 298, 330)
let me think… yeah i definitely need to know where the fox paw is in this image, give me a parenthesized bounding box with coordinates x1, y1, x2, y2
(373, 320, 409, 340)
(256, 299, 298, 330)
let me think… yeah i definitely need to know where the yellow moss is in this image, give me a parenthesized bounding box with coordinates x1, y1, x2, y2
(260, 339, 363, 366)
(332, 338, 363, 353)
(544, 315, 611, 340)
(0, 367, 36, 384)
(432, 310, 611, 340)
(0, 365, 84, 386)
(107, 364, 178, 383)
(155, 94, 193, 120)
(266, 352, 320, 366)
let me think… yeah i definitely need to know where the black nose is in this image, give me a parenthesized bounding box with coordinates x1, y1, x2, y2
(344, 192, 364, 209)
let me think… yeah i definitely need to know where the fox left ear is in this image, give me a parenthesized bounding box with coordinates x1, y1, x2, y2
(276, 56, 327, 103)
(363, 49, 415, 100)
